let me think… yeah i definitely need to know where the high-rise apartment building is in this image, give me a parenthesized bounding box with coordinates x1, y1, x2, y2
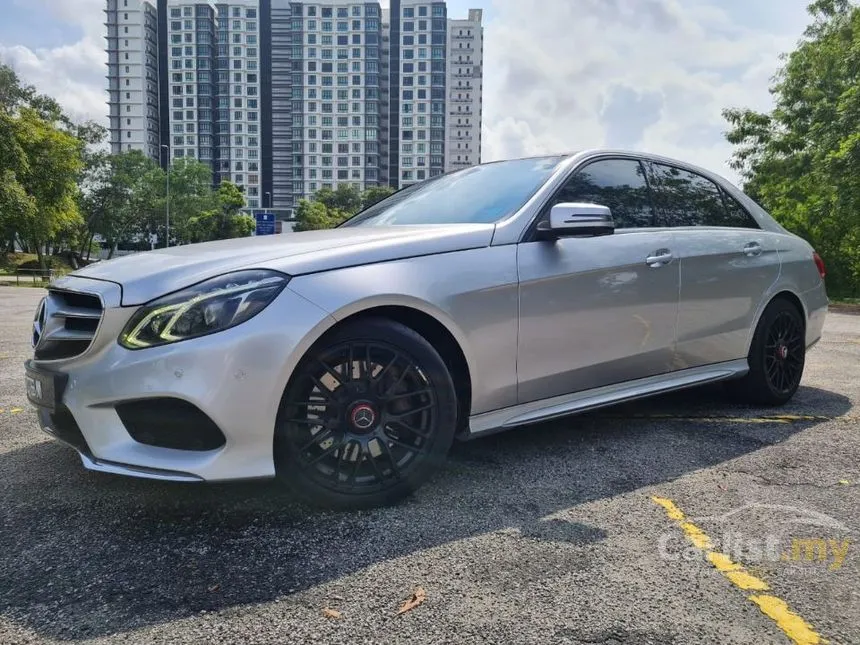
(163, 1, 264, 207)
(386, 0, 449, 188)
(105, 0, 483, 217)
(106, 0, 161, 158)
(268, 0, 384, 203)
(445, 8, 482, 173)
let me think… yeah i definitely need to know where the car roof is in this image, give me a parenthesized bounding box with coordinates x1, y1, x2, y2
(479, 149, 734, 190)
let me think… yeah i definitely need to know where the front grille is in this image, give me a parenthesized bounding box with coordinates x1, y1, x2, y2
(33, 289, 104, 361)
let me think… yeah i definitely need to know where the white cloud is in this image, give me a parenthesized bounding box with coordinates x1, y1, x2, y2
(0, 0, 811, 186)
(1, 0, 106, 125)
(481, 0, 808, 184)
(0, 41, 106, 124)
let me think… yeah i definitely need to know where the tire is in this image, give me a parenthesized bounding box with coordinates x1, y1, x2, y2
(274, 317, 458, 509)
(726, 298, 806, 405)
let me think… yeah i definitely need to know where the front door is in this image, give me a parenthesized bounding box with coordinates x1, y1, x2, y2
(516, 158, 681, 404)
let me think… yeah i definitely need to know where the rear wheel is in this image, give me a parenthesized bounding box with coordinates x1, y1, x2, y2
(727, 298, 806, 405)
(274, 318, 458, 509)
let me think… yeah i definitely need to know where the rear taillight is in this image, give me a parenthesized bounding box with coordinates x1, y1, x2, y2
(813, 251, 826, 279)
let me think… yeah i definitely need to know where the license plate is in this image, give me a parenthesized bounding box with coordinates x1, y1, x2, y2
(24, 365, 59, 412)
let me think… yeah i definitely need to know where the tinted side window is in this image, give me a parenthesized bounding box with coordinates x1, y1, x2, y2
(650, 163, 728, 227)
(721, 191, 760, 229)
(551, 159, 655, 229)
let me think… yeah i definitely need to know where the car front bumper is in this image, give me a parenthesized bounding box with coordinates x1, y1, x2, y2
(26, 276, 335, 482)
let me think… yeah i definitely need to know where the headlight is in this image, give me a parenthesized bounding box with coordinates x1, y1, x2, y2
(119, 270, 289, 350)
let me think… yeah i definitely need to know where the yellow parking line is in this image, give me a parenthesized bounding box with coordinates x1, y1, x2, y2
(651, 496, 825, 645)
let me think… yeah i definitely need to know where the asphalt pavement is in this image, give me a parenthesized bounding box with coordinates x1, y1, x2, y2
(0, 286, 858, 644)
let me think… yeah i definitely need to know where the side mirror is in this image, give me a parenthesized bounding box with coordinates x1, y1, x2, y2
(537, 202, 615, 239)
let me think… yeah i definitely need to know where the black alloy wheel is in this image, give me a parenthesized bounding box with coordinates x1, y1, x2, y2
(275, 318, 458, 508)
(763, 309, 805, 395)
(726, 298, 806, 405)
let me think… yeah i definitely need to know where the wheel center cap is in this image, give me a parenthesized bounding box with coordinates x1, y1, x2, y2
(349, 402, 377, 433)
(777, 345, 789, 360)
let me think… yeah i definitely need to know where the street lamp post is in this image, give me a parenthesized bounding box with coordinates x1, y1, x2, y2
(265, 192, 271, 209)
(160, 144, 170, 248)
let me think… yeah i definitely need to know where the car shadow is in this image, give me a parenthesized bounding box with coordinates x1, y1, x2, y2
(0, 384, 850, 641)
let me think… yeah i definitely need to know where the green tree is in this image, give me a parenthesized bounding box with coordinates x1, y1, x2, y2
(0, 62, 104, 263)
(315, 184, 363, 213)
(294, 198, 350, 231)
(138, 158, 215, 245)
(723, 0, 860, 296)
(78, 150, 162, 259)
(12, 108, 84, 269)
(292, 185, 396, 232)
(0, 170, 36, 251)
(0, 110, 33, 251)
(361, 185, 395, 209)
(187, 181, 254, 242)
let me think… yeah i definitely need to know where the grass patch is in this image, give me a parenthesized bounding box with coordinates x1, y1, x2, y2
(0, 252, 74, 276)
(829, 297, 860, 315)
(0, 280, 49, 288)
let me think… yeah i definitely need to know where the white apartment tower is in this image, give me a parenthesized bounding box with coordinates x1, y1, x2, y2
(444, 8, 482, 172)
(106, 0, 483, 213)
(283, 0, 384, 197)
(106, 0, 161, 158)
(164, 0, 263, 207)
(386, 0, 449, 189)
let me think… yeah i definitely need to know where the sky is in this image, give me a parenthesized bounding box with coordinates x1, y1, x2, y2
(0, 0, 814, 184)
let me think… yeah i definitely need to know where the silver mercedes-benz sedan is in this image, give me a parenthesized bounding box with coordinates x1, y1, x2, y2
(25, 150, 828, 508)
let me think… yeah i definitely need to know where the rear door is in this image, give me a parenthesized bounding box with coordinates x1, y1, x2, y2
(516, 158, 680, 403)
(648, 162, 781, 367)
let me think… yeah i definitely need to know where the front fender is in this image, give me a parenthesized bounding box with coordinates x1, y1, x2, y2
(286, 246, 520, 414)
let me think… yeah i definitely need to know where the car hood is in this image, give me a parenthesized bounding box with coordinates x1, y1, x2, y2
(68, 224, 495, 305)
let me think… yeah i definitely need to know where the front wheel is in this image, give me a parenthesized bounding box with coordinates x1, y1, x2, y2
(274, 318, 458, 509)
(727, 298, 806, 405)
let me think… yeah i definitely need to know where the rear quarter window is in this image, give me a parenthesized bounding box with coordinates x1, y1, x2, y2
(720, 191, 760, 229)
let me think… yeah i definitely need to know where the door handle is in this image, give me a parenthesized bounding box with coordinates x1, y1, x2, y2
(645, 249, 674, 267)
(743, 242, 763, 257)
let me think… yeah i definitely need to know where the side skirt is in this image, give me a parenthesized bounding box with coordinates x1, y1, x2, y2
(466, 359, 749, 438)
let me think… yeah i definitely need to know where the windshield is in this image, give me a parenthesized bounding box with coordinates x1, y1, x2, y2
(341, 156, 565, 227)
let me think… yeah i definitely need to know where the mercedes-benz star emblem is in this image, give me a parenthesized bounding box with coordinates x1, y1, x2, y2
(32, 297, 47, 348)
(351, 404, 376, 430)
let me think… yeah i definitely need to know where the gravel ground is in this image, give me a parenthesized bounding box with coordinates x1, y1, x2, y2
(0, 285, 858, 645)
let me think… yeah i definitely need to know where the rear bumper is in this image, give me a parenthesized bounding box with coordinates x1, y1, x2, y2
(804, 282, 829, 350)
